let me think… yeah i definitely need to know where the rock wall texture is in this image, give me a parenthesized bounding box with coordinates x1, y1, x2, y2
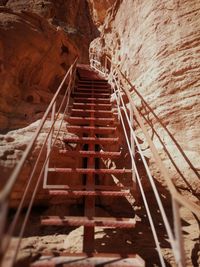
(90, 0, 200, 198)
(0, 118, 84, 207)
(0, 1, 98, 205)
(0, 0, 98, 131)
(88, 0, 115, 28)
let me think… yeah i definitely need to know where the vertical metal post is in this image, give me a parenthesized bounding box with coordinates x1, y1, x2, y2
(130, 107, 137, 193)
(43, 102, 56, 188)
(130, 107, 135, 158)
(0, 201, 8, 260)
(70, 68, 74, 95)
(104, 56, 107, 76)
(172, 197, 186, 267)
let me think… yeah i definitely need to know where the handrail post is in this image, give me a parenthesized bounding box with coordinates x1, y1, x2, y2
(104, 56, 107, 75)
(0, 201, 8, 259)
(66, 68, 74, 114)
(172, 197, 186, 267)
(130, 107, 137, 194)
(70, 67, 75, 95)
(43, 102, 56, 188)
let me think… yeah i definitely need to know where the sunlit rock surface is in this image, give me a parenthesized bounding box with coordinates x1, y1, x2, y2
(90, 0, 200, 198)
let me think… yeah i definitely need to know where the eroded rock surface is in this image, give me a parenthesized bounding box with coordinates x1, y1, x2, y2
(0, 0, 98, 131)
(90, 0, 200, 198)
(0, 117, 84, 207)
(88, 0, 116, 28)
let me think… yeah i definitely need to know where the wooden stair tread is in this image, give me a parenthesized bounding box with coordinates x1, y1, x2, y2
(63, 137, 118, 144)
(76, 89, 110, 93)
(48, 168, 132, 174)
(67, 116, 115, 121)
(71, 109, 113, 114)
(48, 190, 130, 197)
(45, 185, 131, 191)
(74, 97, 110, 103)
(41, 216, 136, 228)
(59, 150, 121, 158)
(73, 103, 112, 110)
(66, 125, 116, 134)
(73, 93, 110, 97)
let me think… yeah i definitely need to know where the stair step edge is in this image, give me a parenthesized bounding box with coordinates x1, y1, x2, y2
(41, 216, 136, 228)
(48, 190, 130, 196)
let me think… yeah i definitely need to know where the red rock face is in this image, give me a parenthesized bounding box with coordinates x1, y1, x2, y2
(91, 0, 200, 196)
(88, 0, 116, 27)
(0, 0, 98, 131)
(0, 1, 99, 206)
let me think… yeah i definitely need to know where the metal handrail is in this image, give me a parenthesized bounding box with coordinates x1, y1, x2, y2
(90, 54, 200, 217)
(117, 65, 200, 180)
(90, 50, 200, 181)
(90, 53, 200, 267)
(112, 79, 170, 267)
(0, 57, 78, 204)
(0, 57, 78, 266)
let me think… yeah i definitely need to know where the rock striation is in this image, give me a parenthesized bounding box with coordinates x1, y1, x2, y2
(88, 0, 116, 28)
(90, 0, 200, 198)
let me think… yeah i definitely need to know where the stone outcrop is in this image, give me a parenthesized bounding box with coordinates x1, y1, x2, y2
(88, 0, 116, 28)
(0, 0, 98, 131)
(0, 117, 84, 207)
(90, 0, 200, 198)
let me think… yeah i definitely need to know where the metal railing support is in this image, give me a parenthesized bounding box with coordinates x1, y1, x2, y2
(0, 201, 8, 257)
(0, 57, 78, 267)
(0, 57, 78, 205)
(90, 53, 199, 266)
(129, 107, 137, 193)
(172, 198, 186, 267)
(104, 56, 107, 75)
(43, 101, 56, 188)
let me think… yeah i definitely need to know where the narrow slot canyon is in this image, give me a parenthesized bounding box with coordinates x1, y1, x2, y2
(0, 1, 199, 267)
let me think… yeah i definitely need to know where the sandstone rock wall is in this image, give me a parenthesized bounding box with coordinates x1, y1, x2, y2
(90, 0, 200, 197)
(0, 0, 98, 131)
(88, 0, 116, 28)
(0, 0, 98, 206)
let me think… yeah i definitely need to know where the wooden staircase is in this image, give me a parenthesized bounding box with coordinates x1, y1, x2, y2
(32, 65, 144, 266)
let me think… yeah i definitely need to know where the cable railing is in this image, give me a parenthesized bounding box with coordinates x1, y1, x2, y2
(0, 57, 78, 266)
(90, 52, 200, 267)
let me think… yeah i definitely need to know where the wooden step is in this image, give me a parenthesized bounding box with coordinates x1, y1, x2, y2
(59, 150, 121, 158)
(48, 168, 132, 174)
(45, 185, 131, 191)
(66, 125, 116, 134)
(31, 253, 145, 267)
(78, 80, 108, 84)
(63, 137, 118, 144)
(48, 189, 130, 197)
(41, 216, 136, 228)
(76, 88, 110, 93)
(74, 97, 110, 104)
(73, 103, 112, 110)
(78, 83, 109, 87)
(67, 117, 115, 125)
(71, 109, 113, 117)
(73, 92, 110, 98)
